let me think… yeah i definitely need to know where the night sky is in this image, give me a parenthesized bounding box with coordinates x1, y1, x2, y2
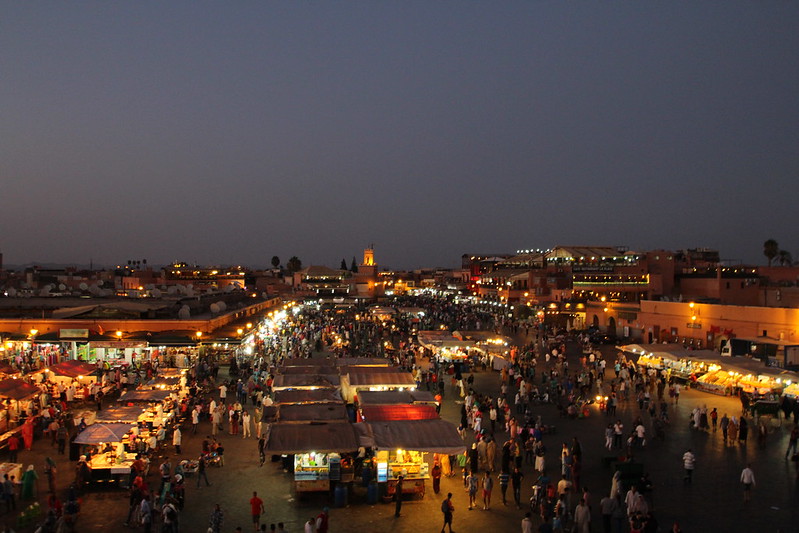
(2, 3, 798, 270)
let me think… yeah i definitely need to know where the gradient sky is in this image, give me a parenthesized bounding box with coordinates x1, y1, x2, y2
(2, 3, 798, 270)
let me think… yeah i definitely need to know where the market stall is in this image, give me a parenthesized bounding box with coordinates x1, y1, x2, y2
(622, 344, 717, 382)
(73, 423, 136, 483)
(0, 378, 42, 431)
(356, 390, 437, 407)
(341, 371, 416, 404)
(365, 419, 465, 499)
(359, 404, 439, 422)
(263, 421, 359, 493)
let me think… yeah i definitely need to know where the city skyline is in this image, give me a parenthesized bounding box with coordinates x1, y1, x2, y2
(3, 3, 798, 270)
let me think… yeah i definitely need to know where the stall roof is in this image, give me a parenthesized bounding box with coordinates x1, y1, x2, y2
(356, 390, 436, 406)
(334, 357, 389, 367)
(360, 404, 439, 422)
(0, 362, 20, 376)
(278, 403, 349, 423)
(48, 360, 98, 378)
(272, 374, 340, 389)
(261, 405, 279, 423)
(117, 389, 173, 403)
(621, 344, 720, 363)
(263, 422, 359, 454)
(280, 365, 339, 375)
(281, 358, 334, 367)
(95, 406, 147, 423)
(0, 378, 40, 401)
(273, 389, 344, 405)
(339, 365, 399, 375)
(366, 419, 466, 454)
(73, 423, 133, 444)
(453, 331, 512, 345)
(346, 372, 416, 387)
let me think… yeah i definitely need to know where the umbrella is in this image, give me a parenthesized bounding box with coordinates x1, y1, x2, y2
(73, 423, 134, 444)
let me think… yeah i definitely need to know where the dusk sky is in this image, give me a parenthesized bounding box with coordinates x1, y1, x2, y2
(2, 3, 798, 270)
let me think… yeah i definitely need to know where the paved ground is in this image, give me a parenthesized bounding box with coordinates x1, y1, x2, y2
(7, 336, 799, 532)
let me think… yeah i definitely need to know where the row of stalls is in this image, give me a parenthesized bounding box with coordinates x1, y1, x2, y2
(263, 357, 464, 501)
(417, 330, 515, 370)
(69, 370, 184, 484)
(1, 329, 223, 371)
(623, 343, 799, 399)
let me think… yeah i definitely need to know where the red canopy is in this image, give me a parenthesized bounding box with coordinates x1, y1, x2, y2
(0, 378, 40, 401)
(48, 360, 97, 378)
(359, 404, 439, 422)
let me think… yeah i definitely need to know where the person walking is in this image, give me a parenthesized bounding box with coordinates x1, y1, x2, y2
(172, 426, 182, 455)
(192, 406, 200, 435)
(720, 413, 729, 443)
(250, 491, 265, 531)
(209, 503, 224, 533)
(511, 466, 524, 509)
(432, 461, 442, 494)
(242, 410, 252, 439)
(574, 498, 591, 533)
(440, 492, 454, 533)
(521, 511, 534, 533)
(740, 464, 755, 503)
(466, 470, 478, 510)
(196, 454, 211, 488)
(482, 470, 494, 509)
(682, 449, 695, 485)
(498, 470, 510, 505)
(785, 424, 799, 459)
(394, 475, 404, 517)
(7, 434, 19, 464)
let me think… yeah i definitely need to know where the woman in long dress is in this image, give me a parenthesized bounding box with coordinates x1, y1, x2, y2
(440, 453, 452, 477)
(729, 418, 739, 443)
(21, 464, 38, 500)
(21, 418, 35, 450)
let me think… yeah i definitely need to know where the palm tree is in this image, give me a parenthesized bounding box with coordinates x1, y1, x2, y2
(763, 239, 779, 266)
(271, 256, 280, 269)
(778, 249, 793, 267)
(287, 256, 302, 274)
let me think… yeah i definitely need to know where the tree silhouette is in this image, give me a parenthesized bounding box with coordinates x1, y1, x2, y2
(778, 249, 793, 267)
(287, 256, 302, 274)
(764, 239, 779, 266)
(350, 257, 358, 273)
(271, 256, 280, 269)
(340, 258, 347, 270)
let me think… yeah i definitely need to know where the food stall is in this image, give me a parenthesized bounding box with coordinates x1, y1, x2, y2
(0, 378, 42, 432)
(365, 419, 465, 499)
(341, 371, 416, 404)
(417, 331, 475, 362)
(622, 344, 716, 382)
(263, 421, 359, 493)
(73, 423, 136, 483)
(45, 360, 100, 400)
